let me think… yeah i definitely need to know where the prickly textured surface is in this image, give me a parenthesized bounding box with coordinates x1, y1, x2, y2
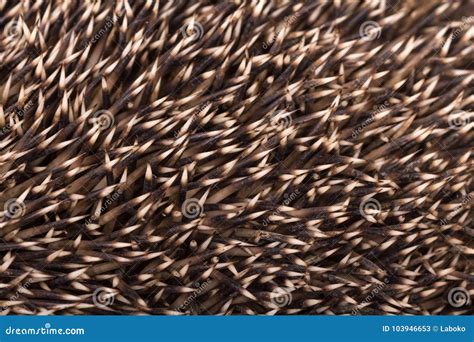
(0, 0, 473, 315)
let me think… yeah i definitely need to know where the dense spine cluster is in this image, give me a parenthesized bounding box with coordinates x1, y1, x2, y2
(0, 0, 472, 315)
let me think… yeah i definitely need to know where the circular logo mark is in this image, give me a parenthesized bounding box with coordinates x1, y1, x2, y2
(4, 198, 26, 219)
(359, 198, 381, 221)
(180, 22, 204, 42)
(447, 287, 470, 308)
(90, 110, 114, 131)
(359, 21, 382, 41)
(4, 20, 22, 39)
(448, 110, 470, 129)
(92, 287, 115, 308)
(270, 110, 292, 130)
(270, 287, 292, 308)
(181, 198, 203, 219)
